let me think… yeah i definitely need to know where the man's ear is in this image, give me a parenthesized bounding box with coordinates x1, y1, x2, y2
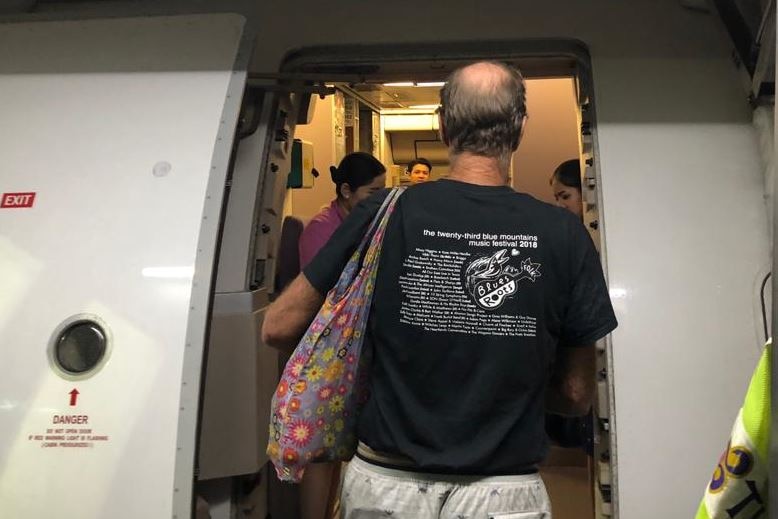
(514, 114, 529, 149)
(438, 113, 450, 146)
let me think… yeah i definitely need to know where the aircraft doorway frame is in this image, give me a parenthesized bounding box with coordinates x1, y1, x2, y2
(273, 39, 618, 518)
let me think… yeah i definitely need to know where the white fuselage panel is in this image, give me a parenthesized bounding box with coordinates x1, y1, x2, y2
(0, 15, 244, 519)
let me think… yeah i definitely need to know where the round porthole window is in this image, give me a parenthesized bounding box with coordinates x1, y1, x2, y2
(49, 316, 111, 378)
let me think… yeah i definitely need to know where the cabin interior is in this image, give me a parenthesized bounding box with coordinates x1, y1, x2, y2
(286, 77, 580, 220)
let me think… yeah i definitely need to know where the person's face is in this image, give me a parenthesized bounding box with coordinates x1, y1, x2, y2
(344, 174, 387, 211)
(552, 179, 583, 218)
(408, 164, 431, 184)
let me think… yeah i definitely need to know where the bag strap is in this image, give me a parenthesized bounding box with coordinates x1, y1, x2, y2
(354, 187, 403, 258)
(361, 188, 403, 269)
(330, 187, 404, 295)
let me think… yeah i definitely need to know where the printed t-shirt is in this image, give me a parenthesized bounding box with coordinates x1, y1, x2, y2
(304, 179, 618, 475)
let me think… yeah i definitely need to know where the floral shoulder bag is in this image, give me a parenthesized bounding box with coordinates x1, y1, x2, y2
(267, 187, 404, 482)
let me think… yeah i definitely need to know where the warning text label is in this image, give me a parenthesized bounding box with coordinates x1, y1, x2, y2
(27, 415, 110, 449)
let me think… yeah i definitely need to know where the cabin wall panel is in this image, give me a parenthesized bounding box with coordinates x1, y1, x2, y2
(290, 95, 337, 223)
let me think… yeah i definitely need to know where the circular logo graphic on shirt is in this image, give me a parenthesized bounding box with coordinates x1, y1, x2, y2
(464, 249, 541, 311)
(707, 442, 754, 493)
(709, 462, 727, 493)
(725, 445, 753, 478)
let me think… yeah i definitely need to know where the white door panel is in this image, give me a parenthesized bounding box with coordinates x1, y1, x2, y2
(0, 14, 246, 519)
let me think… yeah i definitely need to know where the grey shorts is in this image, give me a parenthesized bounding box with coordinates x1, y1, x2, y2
(340, 456, 552, 519)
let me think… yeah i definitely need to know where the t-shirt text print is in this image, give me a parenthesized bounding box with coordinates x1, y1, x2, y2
(399, 228, 542, 337)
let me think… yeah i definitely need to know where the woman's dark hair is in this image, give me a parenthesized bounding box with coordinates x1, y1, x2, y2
(406, 158, 432, 173)
(330, 152, 386, 198)
(550, 159, 582, 190)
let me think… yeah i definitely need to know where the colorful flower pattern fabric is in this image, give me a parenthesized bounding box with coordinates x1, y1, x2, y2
(268, 188, 404, 483)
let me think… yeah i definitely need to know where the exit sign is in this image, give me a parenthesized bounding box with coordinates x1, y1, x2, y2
(1, 192, 36, 208)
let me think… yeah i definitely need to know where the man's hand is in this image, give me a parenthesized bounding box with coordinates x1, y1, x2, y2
(261, 274, 325, 352)
(546, 344, 596, 416)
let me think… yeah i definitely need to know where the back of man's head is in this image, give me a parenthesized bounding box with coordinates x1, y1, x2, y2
(439, 61, 527, 170)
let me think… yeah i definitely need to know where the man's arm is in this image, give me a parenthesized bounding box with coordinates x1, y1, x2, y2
(261, 274, 324, 352)
(548, 214, 616, 416)
(546, 343, 596, 416)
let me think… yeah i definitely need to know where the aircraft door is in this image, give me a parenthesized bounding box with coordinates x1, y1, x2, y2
(0, 14, 248, 519)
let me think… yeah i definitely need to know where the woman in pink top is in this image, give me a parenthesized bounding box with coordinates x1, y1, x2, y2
(299, 152, 387, 269)
(296, 151, 385, 519)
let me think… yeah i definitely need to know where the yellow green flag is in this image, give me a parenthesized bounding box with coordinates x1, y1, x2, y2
(696, 342, 770, 518)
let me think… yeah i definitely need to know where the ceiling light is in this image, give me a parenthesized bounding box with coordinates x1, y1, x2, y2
(382, 82, 445, 88)
(408, 104, 440, 110)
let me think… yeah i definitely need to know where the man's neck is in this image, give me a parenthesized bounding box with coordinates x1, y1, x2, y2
(447, 152, 509, 186)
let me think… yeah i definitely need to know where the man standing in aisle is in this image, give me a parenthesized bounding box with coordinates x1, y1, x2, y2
(263, 61, 617, 518)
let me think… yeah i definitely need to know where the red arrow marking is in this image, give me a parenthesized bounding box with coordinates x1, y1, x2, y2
(69, 388, 79, 407)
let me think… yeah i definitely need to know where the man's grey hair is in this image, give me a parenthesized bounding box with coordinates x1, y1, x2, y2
(439, 61, 527, 167)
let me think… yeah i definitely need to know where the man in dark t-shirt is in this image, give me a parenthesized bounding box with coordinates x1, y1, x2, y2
(263, 61, 617, 518)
